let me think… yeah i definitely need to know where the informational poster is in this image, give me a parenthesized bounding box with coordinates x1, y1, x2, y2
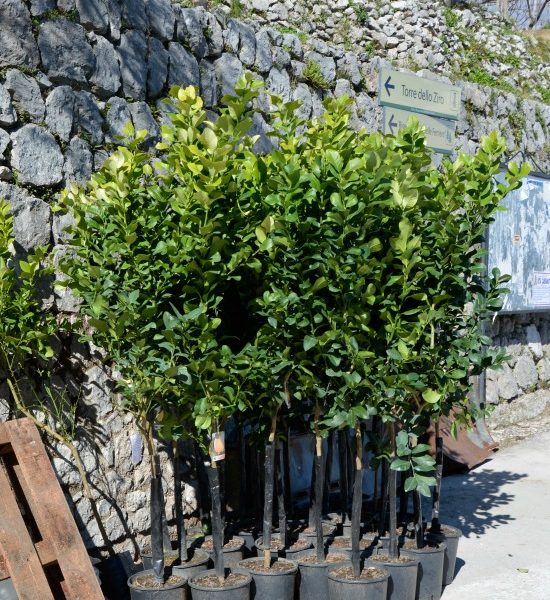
(487, 174, 550, 313)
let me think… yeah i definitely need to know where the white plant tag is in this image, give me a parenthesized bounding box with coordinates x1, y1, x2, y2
(130, 432, 143, 465)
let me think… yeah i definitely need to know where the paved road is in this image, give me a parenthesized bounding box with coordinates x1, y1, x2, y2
(440, 430, 550, 599)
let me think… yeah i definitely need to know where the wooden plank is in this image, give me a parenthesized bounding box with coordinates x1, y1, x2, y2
(4, 419, 104, 600)
(35, 540, 57, 567)
(0, 552, 8, 581)
(0, 462, 55, 600)
(0, 430, 9, 446)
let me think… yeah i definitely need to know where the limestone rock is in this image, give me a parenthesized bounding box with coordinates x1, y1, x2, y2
(176, 8, 207, 59)
(76, 0, 110, 34)
(168, 43, 200, 89)
(38, 19, 96, 86)
(255, 29, 272, 74)
(526, 324, 543, 359)
(0, 0, 39, 69)
(199, 60, 217, 108)
(0, 167, 13, 182)
(145, 0, 175, 41)
(497, 364, 520, 401)
(89, 33, 121, 98)
(120, 0, 148, 31)
(0, 85, 17, 127)
(45, 86, 75, 142)
(266, 66, 291, 101)
(214, 54, 244, 97)
(11, 125, 64, 187)
(128, 102, 160, 149)
(225, 20, 256, 67)
(74, 91, 104, 145)
(64, 137, 93, 185)
(0, 182, 51, 250)
(0, 129, 10, 160)
(118, 30, 148, 100)
(293, 83, 313, 120)
(513, 353, 538, 390)
(105, 97, 132, 143)
(202, 11, 224, 57)
(147, 37, 169, 99)
(29, 0, 55, 15)
(4, 69, 45, 122)
(305, 51, 336, 84)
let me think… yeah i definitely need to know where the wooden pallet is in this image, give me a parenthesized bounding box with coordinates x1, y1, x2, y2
(0, 418, 104, 600)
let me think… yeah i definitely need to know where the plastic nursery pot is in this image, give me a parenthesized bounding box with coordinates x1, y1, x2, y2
(366, 554, 419, 600)
(327, 563, 389, 600)
(128, 569, 186, 600)
(188, 569, 251, 600)
(326, 536, 352, 558)
(297, 550, 349, 600)
(427, 525, 462, 586)
(192, 536, 246, 569)
(234, 557, 298, 600)
(235, 528, 259, 557)
(171, 550, 210, 579)
(400, 542, 446, 600)
(255, 537, 312, 559)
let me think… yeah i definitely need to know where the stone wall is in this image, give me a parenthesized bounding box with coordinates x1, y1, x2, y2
(0, 0, 548, 558)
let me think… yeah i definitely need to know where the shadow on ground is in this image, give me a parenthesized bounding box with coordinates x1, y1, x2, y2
(439, 468, 528, 538)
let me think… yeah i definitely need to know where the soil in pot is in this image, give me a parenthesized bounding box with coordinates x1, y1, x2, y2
(327, 564, 389, 600)
(234, 557, 298, 600)
(128, 570, 186, 600)
(298, 523, 337, 543)
(366, 554, 418, 600)
(191, 536, 245, 569)
(400, 542, 446, 600)
(255, 537, 312, 559)
(188, 570, 251, 600)
(297, 551, 349, 600)
(327, 536, 377, 558)
(427, 525, 462, 586)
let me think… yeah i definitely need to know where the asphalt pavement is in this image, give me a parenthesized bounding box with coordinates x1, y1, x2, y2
(439, 430, 550, 599)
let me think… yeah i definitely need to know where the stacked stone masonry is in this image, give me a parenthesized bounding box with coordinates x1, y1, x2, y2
(0, 0, 548, 557)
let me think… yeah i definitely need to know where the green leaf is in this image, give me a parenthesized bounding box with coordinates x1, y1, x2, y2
(422, 388, 441, 404)
(303, 335, 318, 351)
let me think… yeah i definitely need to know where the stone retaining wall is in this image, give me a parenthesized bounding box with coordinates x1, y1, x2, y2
(0, 0, 548, 557)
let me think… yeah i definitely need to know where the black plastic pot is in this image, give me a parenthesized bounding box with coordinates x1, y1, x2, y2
(171, 550, 210, 579)
(297, 550, 349, 600)
(365, 555, 418, 600)
(326, 536, 352, 558)
(427, 526, 462, 586)
(327, 563, 389, 600)
(191, 536, 246, 569)
(128, 570, 186, 600)
(234, 557, 298, 600)
(188, 569, 251, 600)
(255, 538, 312, 560)
(236, 529, 258, 557)
(400, 543, 446, 600)
(141, 550, 180, 571)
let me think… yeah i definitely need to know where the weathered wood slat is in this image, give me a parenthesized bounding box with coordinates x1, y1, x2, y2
(0, 430, 9, 446)
(0, 462, 55, 600)
(2, 419, 104, 600)
(0, 552, 8, 581)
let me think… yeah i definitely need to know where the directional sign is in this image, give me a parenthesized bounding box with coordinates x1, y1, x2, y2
(379, 68, 461, 121)
(383, 107, 456, 154)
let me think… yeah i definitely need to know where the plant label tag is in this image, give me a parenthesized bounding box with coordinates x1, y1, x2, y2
(209, 431, 225, 462)
(130, 432, 143, 465)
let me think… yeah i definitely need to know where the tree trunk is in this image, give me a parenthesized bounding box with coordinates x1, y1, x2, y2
(276, 441, 287, 549)
(173, 441, 188, 562)
(207, 460, 225, 584)
(338, 429, 349, 527)
(413, 491, 424, 549)
(145, 419, 165, 584)
(351, 423, 363, 578)
(313, 401, 325, 561)
(388, 423, 398, 559)
(263, 415, 277, 568)
(378, 460, 389, 537)
(194, 442, 210, 531)
(431, 421, 444, 534)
